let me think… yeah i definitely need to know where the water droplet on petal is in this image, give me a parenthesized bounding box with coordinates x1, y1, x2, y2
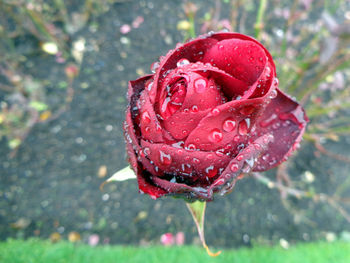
(237, 155, 244, 161)
(230, 163, 239, 172)
(191, 105, 199, 112)
(150, 61, 159, 73)
(205, 165, 218, 177)
(238, 118, 250, 135)
(176, 58, 190, 67)
(182, 129, 188, 136)
(143, 147, 150, 156)
(186, 143, 196, 150)
(211, 108, 220, 116)
(218, 45, 224, 50)
(208, 128, 223, 143)
(215, 149, 225, 157)
(141, 111, 151, 124)
(159, 150, 172, 166)
(192, 158, 200, 164)
(194, 78, 207, 93)
(269, 89, 278, 99)
(144, 126, 151, 133)
(223, 118, 236, 132)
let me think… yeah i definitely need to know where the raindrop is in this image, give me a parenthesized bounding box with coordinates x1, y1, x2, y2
(194, 78, 207, 93)
(176, 58, 190, 67)
(150, 61, 159, 73)
(141, 111, 151, 124)
(159, 150, 172, 166)
(192, 158, 200, 164)
(208, 128, 223, 143)
(211, 108, 220, 116)
(143, 147, 150, 156)
(236, 154, 244, 161)
(186, 143, 196, 150)
(230, 163, 239, 172)
(182, 129, 188, 136)
(223, 118, 236, 132)
(147, 81, 153, 91)
(233, 135, 240, 142)
(215, 149, 225, 157)
(191, 105, 199, 112)
(144, 126, 151, 133)
(205, 165, 217, 177)
(238, 118, 250, 135)
(269, 89, 278, 99)
(218, 45, 224, 50)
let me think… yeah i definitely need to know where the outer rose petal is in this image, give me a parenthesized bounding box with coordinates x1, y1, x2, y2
(252, 89, 309, 171)
(151, 133, 274, 201)
(124, 115, 167, 199)
(141, 139, 231, 181)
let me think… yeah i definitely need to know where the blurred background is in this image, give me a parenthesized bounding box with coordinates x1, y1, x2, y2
(1, 0, 350, 248)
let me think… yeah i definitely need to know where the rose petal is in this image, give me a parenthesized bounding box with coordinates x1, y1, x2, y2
(124, 115, 167, 199)
(208, 133, 275, 196)
(203, 38, 267, 85)
(252, 89, 308, 171)
(184, 97, 266, 152)
(141, 140, 231, 181)
(138, 90, 173, 143)
(162, 109, 211, 140)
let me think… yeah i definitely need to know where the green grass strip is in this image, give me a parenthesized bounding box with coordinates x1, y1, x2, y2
(1, 238, 350, 263)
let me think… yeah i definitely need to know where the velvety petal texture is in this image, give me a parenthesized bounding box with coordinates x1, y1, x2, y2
(124, 32, 308, 201)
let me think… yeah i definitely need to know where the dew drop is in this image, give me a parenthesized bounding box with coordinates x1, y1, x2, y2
(211, 108, 220, 116)
(192, 158, 200, 164)
(215, 149, 225, 157)
(269, 89, 278, 99)
(223, 118, 236, 132)
(218, 45, 224, 50)
(186, 143, 196, 150)
(143, 147, 150, 156)
(141, 111, 151, 124)
(182, 129, 188, 136)
(159, 150, 172, 166)
(194, 78, 207, 93)
(237, 155, 244, 161)
(176, 58, 190, 67)
(230, 163, 239, 172)
(147, 81, 153, 91)
(205, 165, 218, 177)
(144, 126, 151, 133)
(238, 118, 250, 135)
(150, 61, 159, 73)
(191, 105, 199, 112)
(208, 128, 223, 143)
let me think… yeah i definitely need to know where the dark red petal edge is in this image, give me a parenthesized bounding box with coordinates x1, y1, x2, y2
(253, 89, 309, 171)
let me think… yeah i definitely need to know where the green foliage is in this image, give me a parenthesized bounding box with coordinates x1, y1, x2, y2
(1, 239, 350, 263)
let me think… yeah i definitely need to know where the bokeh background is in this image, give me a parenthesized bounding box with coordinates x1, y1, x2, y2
(1, 0, 350, 248)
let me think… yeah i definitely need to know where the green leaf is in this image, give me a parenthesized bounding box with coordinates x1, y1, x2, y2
(29, 101, 48, 112)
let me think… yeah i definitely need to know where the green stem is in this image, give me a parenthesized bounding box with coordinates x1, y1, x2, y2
(254, 0, 267, 40)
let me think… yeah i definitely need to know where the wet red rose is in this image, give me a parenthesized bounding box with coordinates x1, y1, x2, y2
(124, 32, 308, 201)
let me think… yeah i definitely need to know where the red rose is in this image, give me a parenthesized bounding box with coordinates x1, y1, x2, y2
(124, 32, 308, 201)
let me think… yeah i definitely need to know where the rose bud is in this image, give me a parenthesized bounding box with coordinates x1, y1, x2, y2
(124, 32, 308, 201)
